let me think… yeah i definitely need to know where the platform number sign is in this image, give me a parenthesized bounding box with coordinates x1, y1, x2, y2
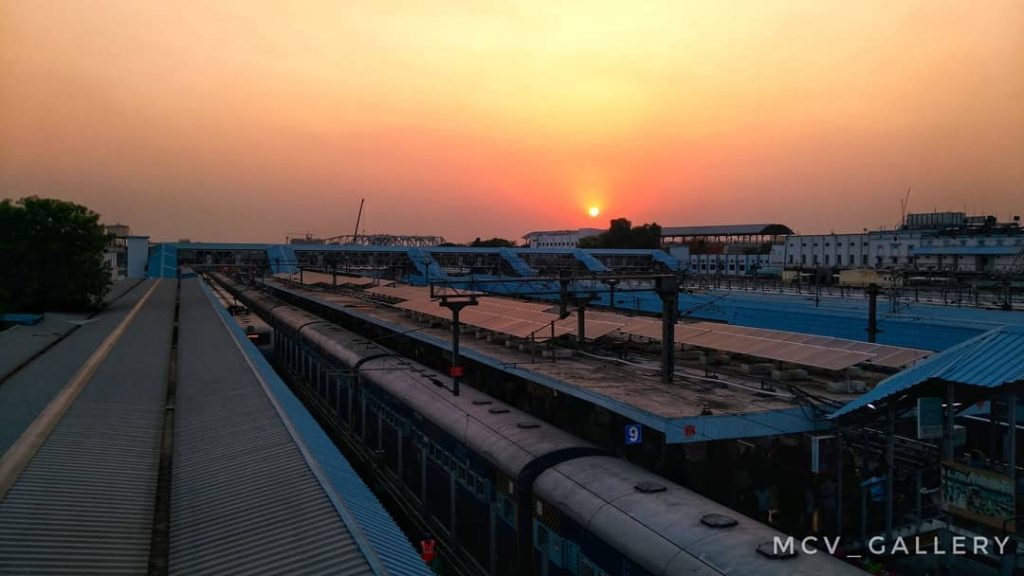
(625, 424, 642, 446)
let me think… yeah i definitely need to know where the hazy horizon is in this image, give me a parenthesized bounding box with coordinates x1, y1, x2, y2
(2, 1, 1022, 244)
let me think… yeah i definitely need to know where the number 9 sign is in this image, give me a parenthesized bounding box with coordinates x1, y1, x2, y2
(625, 424, 642, 446)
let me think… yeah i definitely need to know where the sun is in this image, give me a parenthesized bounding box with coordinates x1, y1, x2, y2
(588, 206, 600, 217)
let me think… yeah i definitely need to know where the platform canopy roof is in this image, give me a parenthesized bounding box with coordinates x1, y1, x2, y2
(395, 296, 573, 341)
(831, 324, 1024, 418)
(618, 320, 928, 372)
(690, 322, 931, 369)
(660, 224, 794, 237)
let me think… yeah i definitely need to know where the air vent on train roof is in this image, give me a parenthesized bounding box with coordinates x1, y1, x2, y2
(700, 513, 738, 528)
(516, 422, 540, 429)
(634, 481, 666, 493)
(756, 541, 798, 559)
(472, 399, 493, 405)
(488, 407, 510, 414)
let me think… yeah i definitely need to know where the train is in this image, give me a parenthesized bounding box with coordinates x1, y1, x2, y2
(210, 273, 865, 576)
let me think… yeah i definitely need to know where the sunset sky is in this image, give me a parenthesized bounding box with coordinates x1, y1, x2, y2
(2, 1, 1022, 243)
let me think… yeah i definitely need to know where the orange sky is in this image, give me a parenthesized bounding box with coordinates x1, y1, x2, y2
(2, 1, 1022, 242)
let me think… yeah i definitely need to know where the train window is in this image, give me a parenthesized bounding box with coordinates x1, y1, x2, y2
(534, 523, 549, 551)
(499, 496, 515, 525)
(563, 541, 580, 575)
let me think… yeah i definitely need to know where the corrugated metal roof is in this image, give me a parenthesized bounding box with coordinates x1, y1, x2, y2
(198, 280, 431, 576)
(661, 223, 793, 237)
(0, 281, 176, 573)
(831, 324, 1024, 418)
(171, 280, 376, 576)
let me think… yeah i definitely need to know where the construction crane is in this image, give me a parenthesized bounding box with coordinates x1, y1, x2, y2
(353, 198, 365, 242)
(898, 187, 911, 228)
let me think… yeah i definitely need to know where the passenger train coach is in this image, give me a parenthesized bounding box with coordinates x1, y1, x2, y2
(210, 273, 865, 576)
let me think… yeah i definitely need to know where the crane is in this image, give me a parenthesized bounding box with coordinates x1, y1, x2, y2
(353, 198, 365, 242)
(898, 187, 911, 228)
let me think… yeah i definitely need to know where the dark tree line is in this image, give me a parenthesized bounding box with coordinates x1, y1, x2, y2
(469, 237, 516, 248)
(0, 197, 112, 313)
(578, 218, 662, 249)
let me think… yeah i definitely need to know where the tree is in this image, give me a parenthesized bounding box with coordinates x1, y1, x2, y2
(0, 197, 112, 312)
(469, 237, 516, 248)
(578, 218, 663, 249)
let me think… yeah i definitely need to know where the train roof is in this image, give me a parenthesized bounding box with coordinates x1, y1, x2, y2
(536, 456, 865, 575)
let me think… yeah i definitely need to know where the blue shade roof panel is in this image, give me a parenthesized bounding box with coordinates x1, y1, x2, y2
(831, 324, 1024, 418)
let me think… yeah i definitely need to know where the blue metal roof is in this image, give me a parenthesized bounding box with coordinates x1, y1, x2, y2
(571, 248, 609, 272)
(912, 245, 1019, 256)
(171, 242, 274, 250)
(0, 313, 43, 325)
(148, 243, 179, 278)
(831, 324, 1024, 418)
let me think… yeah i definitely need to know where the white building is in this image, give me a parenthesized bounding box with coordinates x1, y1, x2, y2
(769, 230, 925, 270)
(769, 213, 1024, 274)
(104, 224, 149, 280)
(522, 214, 1024, 275)
(522, 228, 602, 248)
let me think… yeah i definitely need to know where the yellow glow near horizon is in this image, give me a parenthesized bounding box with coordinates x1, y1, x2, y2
(1, 1, 1022, 242)
(588, 206, 600, 218)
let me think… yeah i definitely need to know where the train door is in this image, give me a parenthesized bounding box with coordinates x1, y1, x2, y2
(401, 433, 422, 502)
(455, 479, 489, 571)
(425, 457, 452, 533)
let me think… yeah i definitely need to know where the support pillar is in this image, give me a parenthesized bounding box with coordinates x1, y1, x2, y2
(867, 283, 879, 343)
(656, 276, 680, 384)
(837, 433, 845, 537)
(577, 303, 586, 346)
(1002, 392, 1018, 576)
(945, 381, 956, 461)
(885, 401, 895, 542)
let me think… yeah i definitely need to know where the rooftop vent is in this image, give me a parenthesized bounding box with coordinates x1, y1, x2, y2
(634, 481, 666, 494)
(700, 514, 738, 528)
(488, 407, 510, 414)
(472, 399, 493, 405)
(756, 541, 798, 559)
(517, 422, 540, 429)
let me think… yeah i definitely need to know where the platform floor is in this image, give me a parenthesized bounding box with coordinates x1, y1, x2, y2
(268, 280, 843, 442)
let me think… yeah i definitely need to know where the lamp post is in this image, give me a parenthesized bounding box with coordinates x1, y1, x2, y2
(438, 295, 478, 396)
(605, 278, 620, 311)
